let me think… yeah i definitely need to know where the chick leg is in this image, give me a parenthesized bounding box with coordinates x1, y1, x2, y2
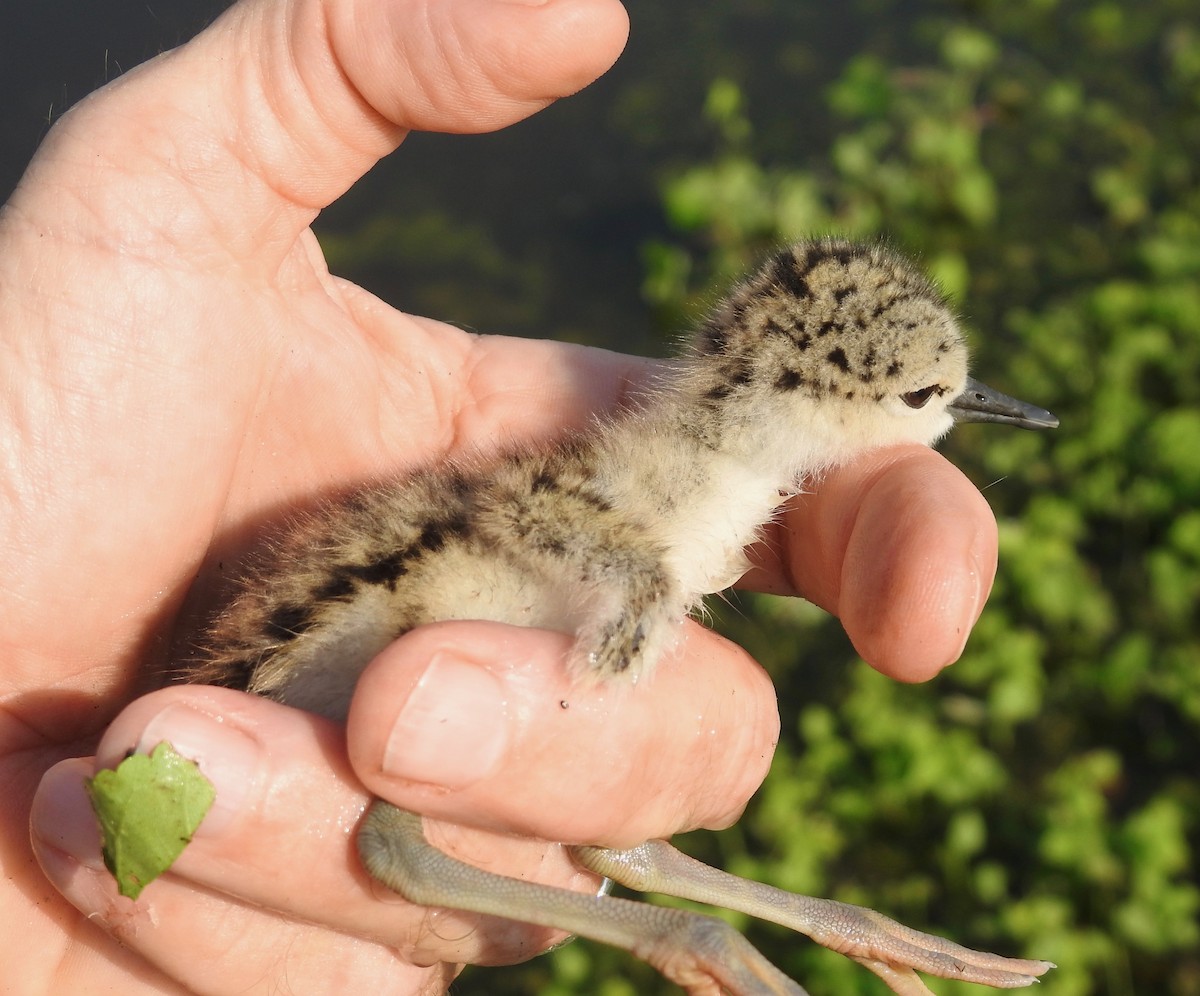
(574, 840, 1054, 995)
(358, 801, 807, 996)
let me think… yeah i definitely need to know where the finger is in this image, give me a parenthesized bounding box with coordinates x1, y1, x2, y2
(32, 690, 582, 971)
(747, 445, 997, 681)
(22, 0, 629, 250)
(31, 759, 458, 992)
(359, 310, 660, 462)
(348, 619, 781, 847)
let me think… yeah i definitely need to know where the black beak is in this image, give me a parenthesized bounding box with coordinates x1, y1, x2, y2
(949, 377, 1059, 430)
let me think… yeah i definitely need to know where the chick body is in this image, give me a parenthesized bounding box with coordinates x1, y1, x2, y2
(190, 239, 1057, 996)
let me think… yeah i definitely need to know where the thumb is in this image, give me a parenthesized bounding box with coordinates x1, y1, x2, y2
(17, 0, 629, 254)
(333, 0, 632, 135)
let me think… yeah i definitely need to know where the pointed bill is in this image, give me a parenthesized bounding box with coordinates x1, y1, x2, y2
(949, 376, 1059, 430)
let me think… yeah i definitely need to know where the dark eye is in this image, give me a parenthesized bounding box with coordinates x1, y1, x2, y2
(901, 385, 939, 409)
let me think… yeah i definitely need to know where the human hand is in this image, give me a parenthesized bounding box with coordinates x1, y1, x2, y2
(3, 0, 997, 992)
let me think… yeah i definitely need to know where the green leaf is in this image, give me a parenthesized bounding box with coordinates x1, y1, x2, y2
(84, 741, 215, 900)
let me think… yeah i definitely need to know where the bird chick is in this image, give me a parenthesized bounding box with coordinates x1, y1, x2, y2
(190, 239, 1057, 996)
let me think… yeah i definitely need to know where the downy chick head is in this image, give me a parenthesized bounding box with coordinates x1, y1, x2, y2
(686, 239, 1054, 480)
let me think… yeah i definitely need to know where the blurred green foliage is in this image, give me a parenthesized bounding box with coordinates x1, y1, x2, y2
(459, 1, 1200, 994)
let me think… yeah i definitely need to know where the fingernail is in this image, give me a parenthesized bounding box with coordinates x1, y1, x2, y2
(947, 547, 988, 662)
(382, 652, 509, 789)
(136, 704, 263, 836)
(32, 759, 109, 872)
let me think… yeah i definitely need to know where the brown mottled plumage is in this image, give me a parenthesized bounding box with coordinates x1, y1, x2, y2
(189, 240, 1057, 996)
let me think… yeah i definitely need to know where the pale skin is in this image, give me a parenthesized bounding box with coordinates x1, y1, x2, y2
(2, 0, 999, 993)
